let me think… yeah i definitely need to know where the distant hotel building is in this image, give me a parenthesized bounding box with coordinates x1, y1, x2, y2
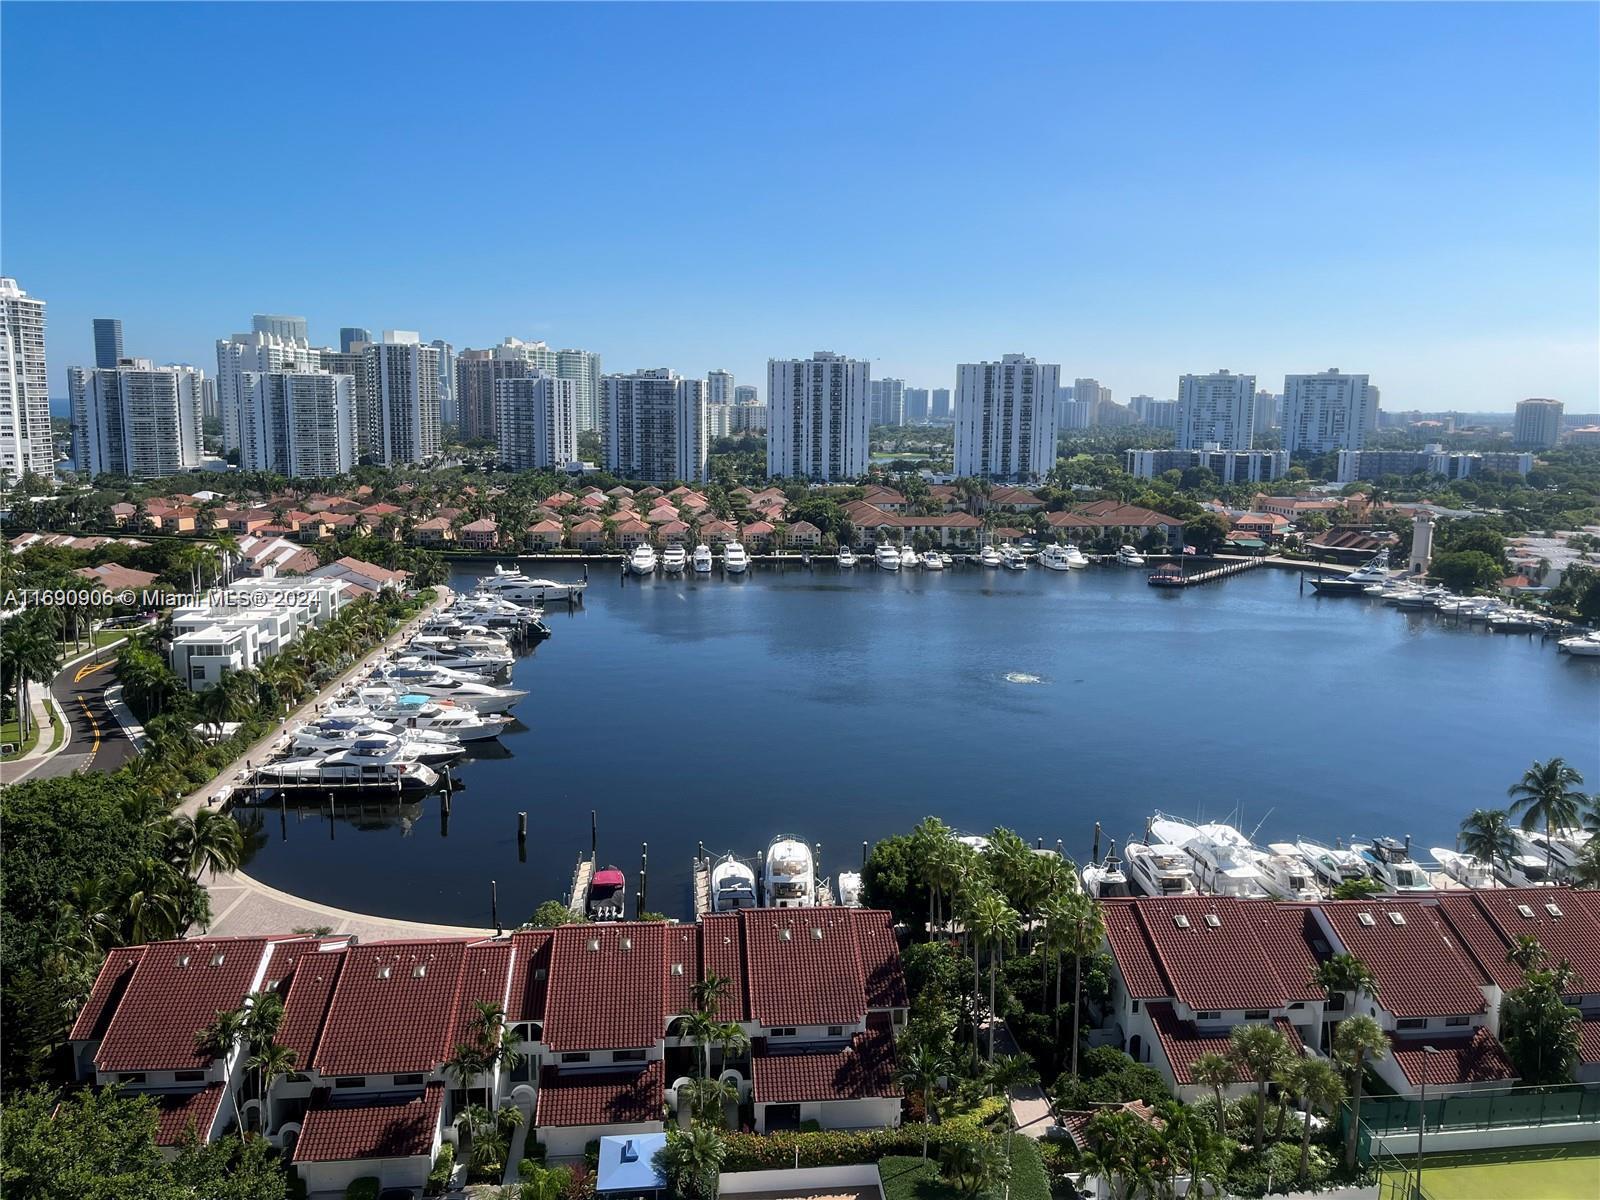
(904, 386, 930, 425)
(364, 332, 442, 465)
(1513, 398, 1563, 449)
(0, 277, 52, 481)
(1336, 445, 1533, 483)
(1125, 445, 1290, 484)
(69, 359, 205, 478)
(1282, 369, 1375, 454)
(496, 374, 578, 470)
(767, 351, 870, 481)
(603, 368, 707, 482)
(1177, 369, 1256, 450)
(954, 354, 1060, 482)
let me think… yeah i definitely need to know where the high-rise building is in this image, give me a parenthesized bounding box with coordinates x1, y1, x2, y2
(767, 351, 870, 481)
(1282, 370, 1374, 455)
(252, 314, 309, 341)
(931, 387, 952, 422)
(603, 368, 707, 482)
(363, 332, 441, 465)
(870, 377, 905, 426)
(954, 354, 1061, 482)
(276, 373, 356, 477)
(1074, 378, 1111, 425)
(216, 329, 320, 457)
(1364, 386, 1380, 432)
(1129, 395, 1155, 421)
(69, 359, 205, 478)
(1144, 399, 1181, 431)
(93, 318, 124, 369)
(455, 350, 527, 443)
(317, 347, 374, 461)
(1253, 390, 1280, 434)
(496, 374, 578, 470)
(0, 278, 52, 481)
(732, 404, 767, 434)
(1513, 398, 1563, 450)
(201, 377, 218, 421)
(904, 387, 931, 425)
(340, 327, 372, 354)
(555, 348, 604, 433)
(430, 339, 455, 426)
(708, 369, 736, 407)
(734, 385, 759, 406)
(1177, 369, 1256, 450)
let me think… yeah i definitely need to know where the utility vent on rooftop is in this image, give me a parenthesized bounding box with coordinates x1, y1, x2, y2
(413, 964, 427, 978)
(1173, 915, 1190, 929)
(779, 928, 793, 941)
(587, 938, 601, 952)
(1204, 914, 1221, 929)
(1357, 912, 1376, 927)
(812, 927, 824, 940)
(378, 965, 393, 979)
(178, 954, 192, 968)
(1546, 904, 1563, 918)
(1387, 911, 1406, 926)
(535, 968, 547, 981)
(1517, 905, 1535, 919)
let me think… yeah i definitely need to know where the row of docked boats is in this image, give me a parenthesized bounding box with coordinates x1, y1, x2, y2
(704, 836, 867, 913)
(1079, 811, 1592, 900)
(628, 543, 748, 575)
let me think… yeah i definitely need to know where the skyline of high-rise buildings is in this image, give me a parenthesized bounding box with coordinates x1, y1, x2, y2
(68, 358, 205, 478)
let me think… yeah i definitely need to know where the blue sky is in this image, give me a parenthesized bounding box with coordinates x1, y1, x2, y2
(4, 2, 1596, 411)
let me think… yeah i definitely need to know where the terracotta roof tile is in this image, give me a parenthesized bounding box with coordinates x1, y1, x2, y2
(314, 940, 473, 1076)
(752, 1013, 900, 1104)
(743, 909, 865, 1028)
(276, 948, 347, 1071)
(852, 910, 908, 1009)
(151, 1085, 226, 1146)
(507, 931, 554, 1024)
(1581, 1013, 1600, 1066)
(1147, 1003, 1304, 1084)
(699, 914, 750, 1022)
(70, 948, 147, 1043)
(661, 925, 700, 1018)
(1100, 901, 1166, 1000)
(1435, 888, 1600, 995)
(292, 1083, 444, 1163)
(535, 1062, 663, 1127)
(544, 924, 667, 1051)
(1389, 1030, 1516, 1086)
(1320, 902, 1487, 1019)
(452, 941, 515, 1046)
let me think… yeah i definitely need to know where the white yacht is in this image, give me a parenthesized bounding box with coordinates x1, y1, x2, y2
(692, 544, 713, 573)
(1001, 546, 1028, 571)
(291, 724, 462, 764)
(1498, 854, 1558, 887)
(1430, 848, 1500, 889)
(629, 544, 659, 575)
(255, 739, 440, 794)
(1356, 837, 1433, 893)
(1153, 815, 1270, 898)
(400, 642, 513, 675)
(1116, 545, 1146, 566)
(723, 542, 750, 573)
(367, 670, 526, 713)
(1254, 845, 1325, 901)
(710, 854, 758, 912)
(662, 544, 687, 573)
(836, 870, 864, 907)
(1063, 544, 1089, 568)
(1558, 631, 1600, 656)
(1039, 544, 1073, 571)
(475, 566, 586, 605)
(444, 597, 542, 631)
(874, 544, 902, 570)
(900, 546, 918, 569)
(1081, 846, 1131, 898)
(382, 655, 507, 683)
(939, 552, 954, 567)
(920, 550, 945, 570)
(335, 693, 511, 741)
(412, 627, 512, 654)
(1510, 828, 1587, 874)
(837, 546, 858, 568)
(1122, 842, 1198, 897)
(1293, 838, 1370, 892)
(978, 546, 1003, 568)
(763, 837, 816, 907)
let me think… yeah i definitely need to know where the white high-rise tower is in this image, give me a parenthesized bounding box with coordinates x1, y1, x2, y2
(0, 278, 53, 480)
(1513, 398, 1563, 450)
(954, 354, 1061, 482)
(1177, 369, 1257, 450)
(603, 368, 707, 482)
(1283, 369, 1374, 454)
(767, 351, 870, 481)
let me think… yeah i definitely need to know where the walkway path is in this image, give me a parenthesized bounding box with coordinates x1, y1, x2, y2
(985, 1018, 1056, 1138)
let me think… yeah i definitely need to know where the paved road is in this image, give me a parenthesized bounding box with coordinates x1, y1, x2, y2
(29, 653, 136, 778)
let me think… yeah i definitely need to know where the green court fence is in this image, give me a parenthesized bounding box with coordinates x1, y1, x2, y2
(1352, 1082, 1600, 1142)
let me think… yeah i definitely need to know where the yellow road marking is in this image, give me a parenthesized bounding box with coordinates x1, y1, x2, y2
(78, 697, 101, 764)
(74, 659, 112, 684)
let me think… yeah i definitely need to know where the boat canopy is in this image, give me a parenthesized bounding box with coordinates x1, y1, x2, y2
(593, 867, 626, 889)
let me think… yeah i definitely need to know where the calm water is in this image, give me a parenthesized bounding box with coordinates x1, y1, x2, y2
(236, 561, 1600, 926)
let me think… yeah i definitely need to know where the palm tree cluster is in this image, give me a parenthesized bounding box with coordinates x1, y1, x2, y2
(1455, 758, 1596, 883)
(1078, 1103, 1232, 1200)
(193, 989, 294, 1139)
(446, 1001, 527, 1181)
(0, 606, 60, 746)
(1498, 938, 1583, 1086)
(677, 973, 749, 1128)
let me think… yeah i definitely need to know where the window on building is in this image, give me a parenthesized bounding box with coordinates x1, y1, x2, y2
(117, 1073, 147, 1084)
(561, 1053, 590, 1064)
(1131, 1000, 1140, 1014)
(613, 1049, 647, 1063)
(174, 1071, 206, 1083)
(827, 1026, 845, 1038)
(771, 1027, 796, 1038)
(1194, 1011, 1221, 1022)
(1396, 1018, 1427, 1030)
(394, 1074, 425, 1086)
(1445, 1016, 1470, 1027)
(334, 1077, 366, 1089)
(1244, 1010, 1270, 1020)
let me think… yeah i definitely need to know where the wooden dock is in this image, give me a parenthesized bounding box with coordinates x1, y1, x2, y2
(1147, 557, 1266, 588)
(567, 853, 595, 917)
(692, 855, 712, 917)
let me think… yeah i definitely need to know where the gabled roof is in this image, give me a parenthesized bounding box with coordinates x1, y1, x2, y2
(698, 914, 749, 1022)
(743, 909, 866, 1028)
(1147, 1003, 1305, 1084)
(535, 1062, 663, 1127)
(661, 925, 700, 1018)
(853, 909, 909, 1009)
(292, 1083, 445, 1163)
(275, 947, 348, 1071)
(1434, 887, 1600, 995)
(544, 924, 667, 1051)
(751, 1013, 900, 1104)
(1389, 1030, 1516, 1086)
(1319, 902, 1487, 1018)
(70, 947, 147, 1043)
(506, 930, 554, 1024)
(151, 1085, 227, 1146)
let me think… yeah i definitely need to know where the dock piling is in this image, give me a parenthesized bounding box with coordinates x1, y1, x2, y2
(491, 880, 500, 934)
(518, 811, 528, 842)
(1092, 822, 1101, 862)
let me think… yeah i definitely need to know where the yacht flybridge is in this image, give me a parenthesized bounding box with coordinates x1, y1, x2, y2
(476, 565, 587, 604)
(723, 542, 750, 573)
(1357, 837, 1434, 893)
(710, 854, 758, 912)
(1122, 841, 1198, 896)
(763, 836, 816, 907)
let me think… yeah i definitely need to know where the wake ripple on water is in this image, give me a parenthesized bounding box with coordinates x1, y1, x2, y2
(1004, 672, 1044, 685)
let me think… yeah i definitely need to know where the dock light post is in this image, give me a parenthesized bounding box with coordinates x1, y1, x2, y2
(1414, 1045, 1441, 1200)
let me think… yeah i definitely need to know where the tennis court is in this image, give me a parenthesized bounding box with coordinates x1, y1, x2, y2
(1380, 1146, 1600, 1200)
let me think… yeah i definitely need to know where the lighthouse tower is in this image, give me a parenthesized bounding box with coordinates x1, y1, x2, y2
(1408, 511, 1435, 576)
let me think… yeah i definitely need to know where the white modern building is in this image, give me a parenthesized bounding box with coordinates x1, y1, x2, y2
(0, 277, 52, 481)
(1125, 445, 1290, 484)
(252, 314, 309, 341)
(216, 330, 321, 458)
(1335, 446, 1532, 483)
(1074, 378, 1111, 426)
(1282, 370, 1374, 454)
(364, 333, 442, 465)
(495, 374, 578, 470)
(170, 577, 346, 690)
(1253, 390, 1280, 435)
(1513, 398, 1563, 450)
(556, 347, 605, 434)
(278, 373, 356, 477)
(734, 384, 759, 406)
(603, 368, 708, 482)
(708, 369, 736, 407)
(69, 360, 206, 479)
(1177, 369, 1257, 450)
(767, 351, 870, 481)
(870, 377, 905, 427)
(954, 354, 1061, 482)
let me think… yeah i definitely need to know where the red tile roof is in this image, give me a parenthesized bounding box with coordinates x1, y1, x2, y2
(453, 941, 515, 1043)
(314, 940, 486, 1076)
(1147, 1003, 1305, 1084)
(276, 948, 347, 1071)
(70, 947, 147, 1042)
(752, 1014, 900, 1104)
(535, 1062, 664, 1127)
(96, 938, 274, 1072)
(507, 930, 554, 1024)
(852, 910, 909, 1009)
(744, 909, 866, 1028)
(1581, 1013, 1600, 1066)
(661, 925, 701, 1018)
(1434, 888, 1600, 995)
(151, 1085, 227, 1146)
(699, 914, 750, 1022)
(1389, 1030, 1516, 1086)
(292, 1083, 444, 1163)
(1058, 1101, 1162, 1151)
(544, 924, 668, 1052)
(1319, 902, 1488, 1019)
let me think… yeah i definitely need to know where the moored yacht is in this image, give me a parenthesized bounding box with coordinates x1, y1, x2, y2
(763, 836, 816, 907)
(1116, 545, 1146, 566)
(587, 866, 627, 921)
(368, 669, 526, 713)
(1063, 543, 1089, 568)
(874, 543, 902, 570)
(255, 739, 440, 794)
(1498, 854, 1558, 887)
(1356, 837, 1433, 892)
(692, 543, 713, 573)
(723, 542, 750, 573)
(1001, 545, 1027, 570)
(662, 544, 687, 573)
(1039, 544, 1073, 571)
(1081, 844, 1131, 898)
(710, 854, 757, 912)
(339, 692, 512, 740)
(401, 641, 513, 674)
(900, 546, 919, 569)
(837, 546, 858, 567)
(292, 720, 462, 764)
(1430, 848, 1500, 889)
(1311, 550, 1393, 595)
(1255, 845, 1325, 901)
(1154, 814, 1270, 898)
(837, 870, 864, 907)
(978, 545, 1002, 568)
(1292, 837, 1370, 892)
(920, 550, 945, 570)
(629, 544, 659, 575)
(1558, 631, 1600, 656)
(475, 566, 586, 604)
(1122, 842, 1198, 897)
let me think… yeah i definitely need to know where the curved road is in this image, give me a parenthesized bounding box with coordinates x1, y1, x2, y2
(27, 652, 137, 779)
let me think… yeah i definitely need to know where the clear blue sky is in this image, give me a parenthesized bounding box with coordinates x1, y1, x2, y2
(4, 2, 1596, 412)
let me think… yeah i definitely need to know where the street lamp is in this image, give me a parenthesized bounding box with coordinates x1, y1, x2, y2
(1414, 1045, 1442, 1200)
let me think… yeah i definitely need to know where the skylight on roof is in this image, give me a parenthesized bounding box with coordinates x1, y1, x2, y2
(779, 928, 792, 941)
(412, 964, 426, 978)
(1204, 914, 1221, 928)
(1357, 912, 1376, 927)
(209, 951, 226, 967)
(671, 963, 684, 976)
(619, 937, 632, 952)
(378, 965, 393, 979)
(812, 927, 824, 940)
(1173, 915, 1191, 929)
(1545, 903, 1563, 918)
(1517, 905, 1535, 919)
(587, 938, 601, 952)
(1387, 911, 1406, 926)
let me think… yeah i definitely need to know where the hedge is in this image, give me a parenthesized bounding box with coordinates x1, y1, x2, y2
(720, 1125, 992, 1171)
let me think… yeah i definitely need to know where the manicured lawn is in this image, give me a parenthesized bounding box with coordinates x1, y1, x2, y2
(880, 1137, 1049, 1200)
(1383, 1147, 1600, 1200)
(0, 713, 41, 762)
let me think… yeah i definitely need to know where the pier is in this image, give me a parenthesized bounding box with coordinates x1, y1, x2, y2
(1147, 557, 1267, 587)
(567, 853, 595, 918)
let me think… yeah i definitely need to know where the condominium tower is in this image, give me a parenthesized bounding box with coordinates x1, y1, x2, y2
(1282, 370, 1375, 454)
(93, 318, 124, 369)
(953, 353, 1061, 482)
(364, 332, 442, 465)
(1177, 369, 1257, 450)
(870, 377, 905, 426)
(496, 374, 578, 470)
(767, 351, 870, 482)
(69, 360, 205, 478)
(0, 278, 52, 481)
(1513, 398, 1563, 450)
(252, 314, 309, 341)
(603, 368, 707, 482)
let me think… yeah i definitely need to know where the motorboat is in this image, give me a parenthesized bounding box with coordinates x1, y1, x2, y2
(1558, 631, 1600, 656)
(254, 741, 440, 794)
(710, 854, 758, 912)
(292, 720, 463, 764)
(382, 655, 506, 683)
(661, 544, 687, 573)
(763, 836, 816, 907)
(1497, 854, 1558, 887)
(978, 546, 1002, 568)
(1312, 550, 1393, 594)
(1255, 845, 1325, 901)
(629, 544, 659, 575)
(1389, 586, 1450, 610)
(1154, 815, 1269, 898)
(1356, 837, 1433, 893)
(920, 550, 945, 570)
(939, 552, 953, 567)
(441, 598, 542, 631)
(1116, 545, 1146, 566)
(1430, 848, 1500, 889)
(1510, 828, 1587, 874)
(874, 544, 902, 570)
(1081, 844, 1131, 898)
(1064, 544, 1089, 568)
(692, 544, 713, 573)
(1487, 610, 1549, 633)
(587, 866, 627, 921)
(412, 627, 513, 654)
(836, 870, 864, 907)
(837, 546, 858, 568)
(723, 542, 750, 573)
(1001, 546, 1027, 571)
(900, 546, 919, 569)
(1292, 838, 1370, 892)
(1147, 563, 1187, 588)
(366, 669, 526, 713)
(1039, 544, 1073, 571)
(400, 642, 513, 675)
(1122, 842, 1198, 897)
(336, 692, 512, 741)
(475, 565, 587, 605)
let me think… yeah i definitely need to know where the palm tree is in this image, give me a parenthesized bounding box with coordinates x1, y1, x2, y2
(940, 1133, 1011, 1198)
(969, 891, 1018, 1062)
(680, 1008, 719, 1080)
(244, 989, 286, 1049)
(1228, 1024, 1292, 1153)
(1334, 1014, 1388, 1169)
(1189, 1052, 1238, 1138)
(691, 973, 730, 1015)
(1507, 758, 1588, 870)
(1063, 890, 1104, 1079)
(712, 1021, 748, 1075)
(660, 1124, 726, 1200)
(446, 1044, 487, 1116)
(897, 1044, 950, 1160)
(1459, 809, 1518, 880)
(164, 809, 244, 882)
(116, 857, 186, 943)
(680, 1076, 738, 1128)
(195, 1008, 249, 1139)
(2, 615, 58, 743)
(1507, 934, 1546, 974)
(246, 1041, 297, 1133)
(912, 817, 955, 937)
(1311, 952, 1378, 1022)
(1289, 1057, 1346, 1181)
